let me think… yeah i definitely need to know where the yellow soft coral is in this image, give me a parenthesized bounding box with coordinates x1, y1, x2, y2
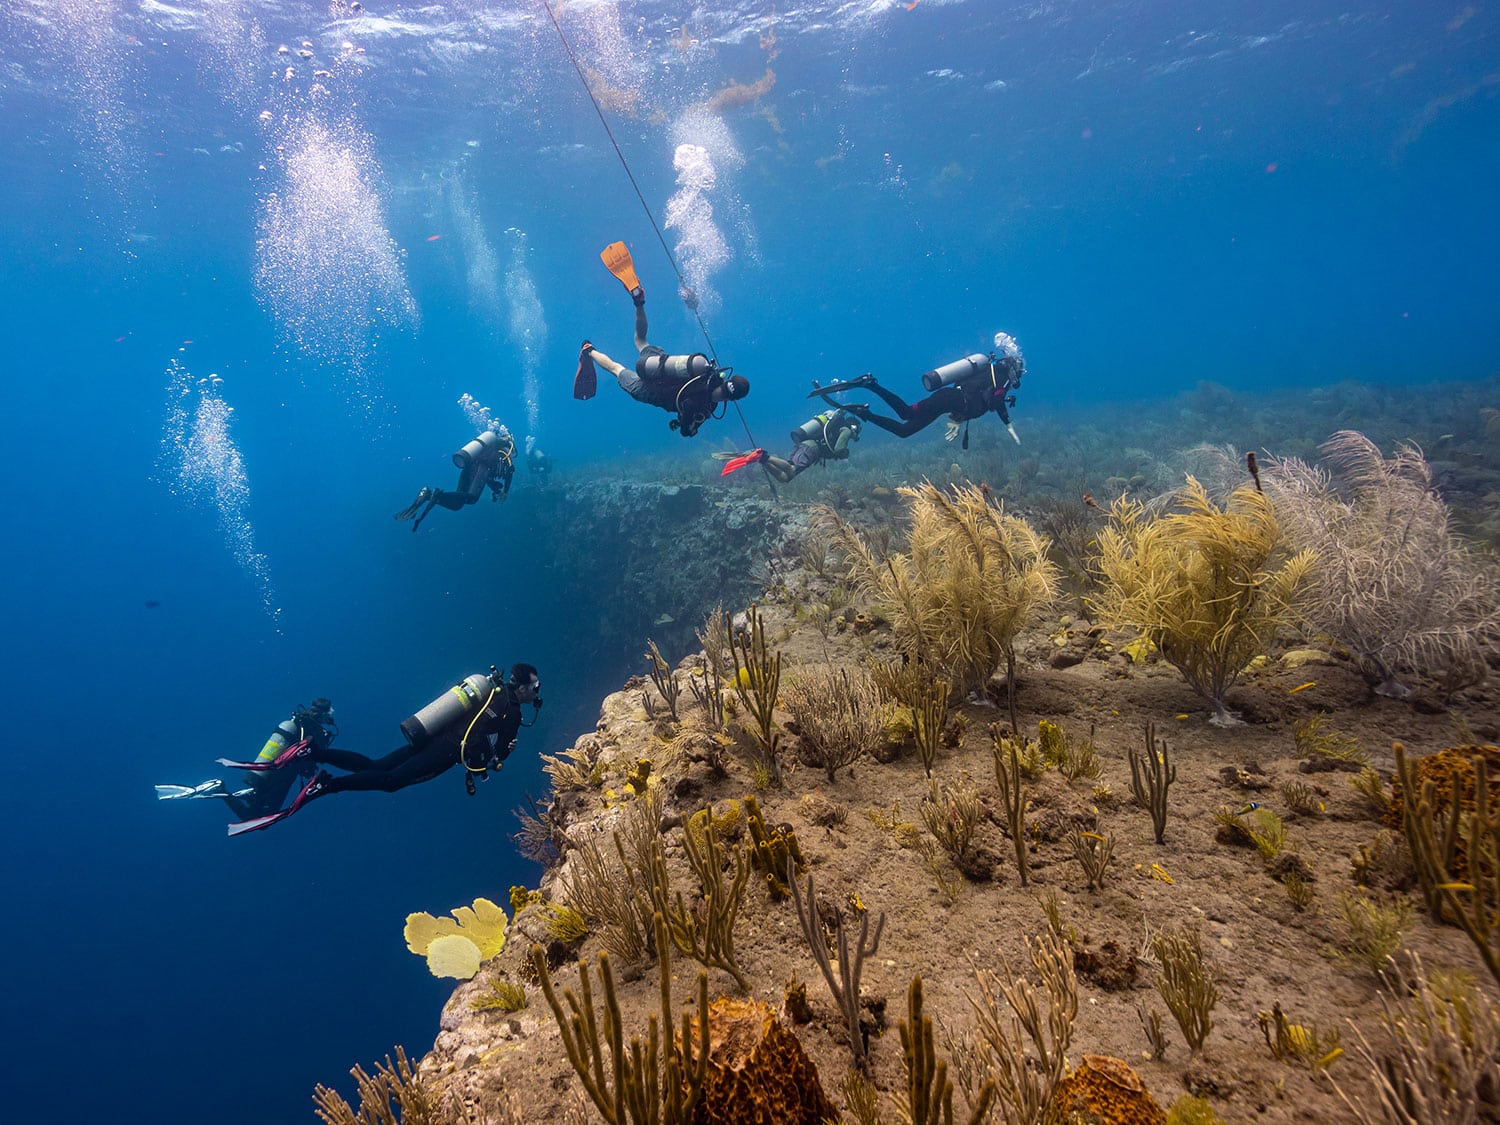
(426, 934, 482, 979)
(404, 897, 509, 960)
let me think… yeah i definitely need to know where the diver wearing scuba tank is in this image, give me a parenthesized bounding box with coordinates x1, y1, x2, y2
(717, 408, 863, 483)
(290, 664, 541, 806)
(811, 332, 1026, 445)
(395, 423, 517, 532)
(155, 698, 337, 820)
(578, 249, 749, 435)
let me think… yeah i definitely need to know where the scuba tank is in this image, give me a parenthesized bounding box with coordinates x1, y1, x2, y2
(454, 428, 506, 469)
(638, 351, 712, 381)
(920, 353, 993, 393)
(252, 718, 300, 768)
(791, 411, 837, 445)
(400, 672, 501, 749)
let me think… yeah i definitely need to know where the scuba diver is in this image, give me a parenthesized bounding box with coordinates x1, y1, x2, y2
(716, 407, 863, 482)
(155, 699, 338, 821)
(810, 332, 1026, 448)
(395, 423, 516, 531)
(526, 447, 554, 481)
(574, 241, 749, 437)
(220, 664, 542, 836)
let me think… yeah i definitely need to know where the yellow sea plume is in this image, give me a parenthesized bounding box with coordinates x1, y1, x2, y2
(425, 934, 482, 980)
(404, 897, 509, 960)
(1089, 478, 1314, 726)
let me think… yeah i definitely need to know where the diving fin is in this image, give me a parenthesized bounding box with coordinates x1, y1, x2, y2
(156, 780, 228, 801)
(214, 738, 312, 772)
(394, 488, 433, 522)
(574, 342, 597, 401)
(807, 374, 874, 398)
(720, 449, 767, 477)
(600, 241, 642, 295)
(227, 809, 292, 836)
(227, 771, 324, 836)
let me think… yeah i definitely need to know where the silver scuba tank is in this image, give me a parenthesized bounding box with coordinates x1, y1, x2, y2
(790, 412, 832, 444)
(453, 428, 504, 469)
(638, 352, 711, 381)
(920, 353, 992, 393)
(400, 673, 498, 748)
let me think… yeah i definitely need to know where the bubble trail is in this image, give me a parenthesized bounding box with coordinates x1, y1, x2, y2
(504, 229, 547, 447)
(458, 393, 501, 435)
(254, 116, 417, 398)
(160, 360, 280, 627)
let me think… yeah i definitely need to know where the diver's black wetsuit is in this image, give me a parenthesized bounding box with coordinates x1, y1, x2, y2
(312, 691, 522, 795)
(856, 369, 1018, 438)
(431, 442, 515, 510)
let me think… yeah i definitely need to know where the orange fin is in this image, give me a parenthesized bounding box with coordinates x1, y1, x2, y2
(600, 241, 642, 293)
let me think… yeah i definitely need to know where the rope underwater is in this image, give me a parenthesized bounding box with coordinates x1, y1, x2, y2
(537, 0, 771, 483)
(536, 0, 714, 353)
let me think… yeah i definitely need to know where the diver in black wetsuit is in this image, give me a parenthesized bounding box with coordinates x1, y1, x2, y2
(395, 424, 517, 531)
(154, 699, 337, 819)
(221, 665, 542, 835)
(815, 332, 1026, 446)
(304, 664, 540, 799)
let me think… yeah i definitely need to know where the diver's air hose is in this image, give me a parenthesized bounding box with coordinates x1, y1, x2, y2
(460, 685, 499, 774)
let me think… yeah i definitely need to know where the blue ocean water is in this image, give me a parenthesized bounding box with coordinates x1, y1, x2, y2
(0, 2, 1495, 1120)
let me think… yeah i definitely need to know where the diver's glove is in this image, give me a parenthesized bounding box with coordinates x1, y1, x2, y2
(679, 286, 699, 311)
(1006, 423, 1021, 445)
(631, 286, 646, 307)
(945, 421, 962, 443)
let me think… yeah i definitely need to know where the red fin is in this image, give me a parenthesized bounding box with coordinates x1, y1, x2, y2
(720, 449, 766, 476)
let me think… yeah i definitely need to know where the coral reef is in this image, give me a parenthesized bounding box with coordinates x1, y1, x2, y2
(690, 997, 840, 1125)
(1046, 1054, 1166, 1125)
(405, 898, 509, 978)
(333, 396, 1500, 1125)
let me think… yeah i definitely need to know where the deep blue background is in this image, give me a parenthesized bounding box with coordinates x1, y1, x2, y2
(1, 2, 1496, 1120)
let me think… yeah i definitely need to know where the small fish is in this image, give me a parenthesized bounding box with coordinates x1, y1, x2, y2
(1437, 882, 1476, 892)
(145, 599, 161, 609)
(426, 234, 442, 242)
(1081, 491, 1099, 509)
(1235, 802, 1261, 815)
(1147, 863, 1174, 884)
(1316, 1047, 1344, 1068)
(1174, 713, 1189, 720)
(1080, 832, 1107, 842)
(1287, 681, 1316, 694)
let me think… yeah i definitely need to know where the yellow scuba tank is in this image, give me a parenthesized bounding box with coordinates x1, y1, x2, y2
(920, 353, 992, 393)
(454, 428, 506, 469)
(254, 718, 300, 766)
(400, 673, 499, 748)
